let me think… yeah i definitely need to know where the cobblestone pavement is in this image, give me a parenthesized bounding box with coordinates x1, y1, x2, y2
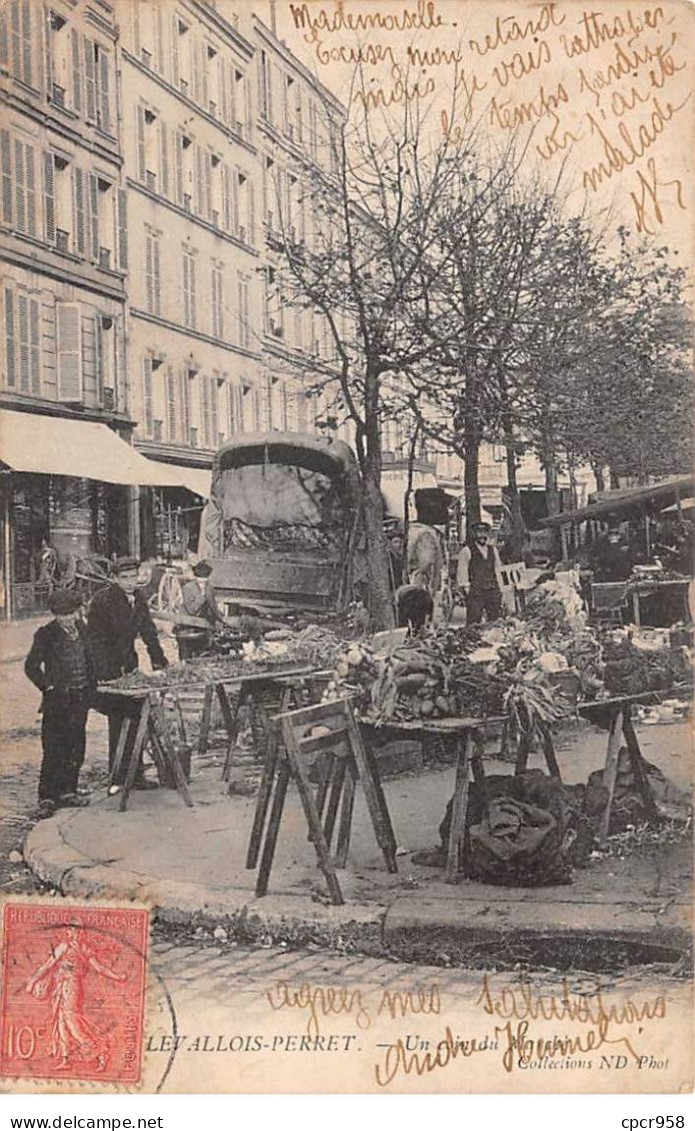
(149, 932, 688, 1005)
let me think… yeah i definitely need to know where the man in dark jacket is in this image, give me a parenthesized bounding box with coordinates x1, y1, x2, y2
(25, 589, 94, 817)
(457, 522, 504, 624)
(87, 557, 168, 789)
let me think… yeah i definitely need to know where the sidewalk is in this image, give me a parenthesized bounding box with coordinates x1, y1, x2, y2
(24, 719, 692, 969)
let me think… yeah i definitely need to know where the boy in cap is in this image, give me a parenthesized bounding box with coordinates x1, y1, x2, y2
(457, 522, 503, 624)
(24, 589, 94, 817)
(87, 557, 168, 789)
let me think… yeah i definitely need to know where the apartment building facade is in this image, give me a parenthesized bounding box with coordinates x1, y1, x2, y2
(0, 0, 141, 617)
(0, 0, 470, 616)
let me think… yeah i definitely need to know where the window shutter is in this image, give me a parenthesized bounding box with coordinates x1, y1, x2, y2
(13, 140, 25, 232)
(145, 235, 153, 311)
(210, 378, 218, 442)
(98, 47, 110, 132)
(70, 27, 82, 111)
(175, 129, 183, 204)
(136, 104, 146, 181)
(180, 367, 190, 439)
(221, 165, 230, 230)
(247, 181, 255, 243)
(26, 142, 37, 237)
(182, 252, 189, 323)
(116, 187, 127, 269)
(200, 373, 210, 446)
(194, 145, 203, 216)
(10, 1, 20, 79)
(17, 293, 29, 391)
(159, 121, 169, 197)
(189, 255, 196, 327)
(56, 302, 82, 401)
(191, 38, 201, 103)
(219, 58, 229, 122)
(88, 172, 99, 260)
(166, 367, 176, 440)
(231, 171, 239, 233)
(204, 152, 212, 219)
(153, 236, 161, 315)
(43, 5, 52, 95)
(171, 13, 179, 85)
(132, 1, 140, 56)
(84, 37, 96, 121)
(153, 6, 164, 73)
(142, 356, 153, 436)
(20, 0, 31, 85)
(4, 288, 15, 387)
(73, 166, 85, 255)
(0, 8, 9, 71)
(43, 151, 54, 242)
(0, 129, 12, 224)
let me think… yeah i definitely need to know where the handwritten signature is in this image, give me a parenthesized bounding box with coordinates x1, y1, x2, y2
(265, 980, 440, 1040)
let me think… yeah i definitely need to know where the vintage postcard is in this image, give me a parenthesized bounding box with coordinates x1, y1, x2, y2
(0, 0, 693, 1097)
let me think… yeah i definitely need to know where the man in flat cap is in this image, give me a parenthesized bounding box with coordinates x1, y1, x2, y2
(457, 521, 504, 624)
(87, 557, 168, 790)
(25, 589, 94, 817)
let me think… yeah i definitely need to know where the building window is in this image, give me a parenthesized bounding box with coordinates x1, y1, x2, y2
(237, 274, 250, 349)
(3, 286, 40, 393)
(141, 355, 153, 437)
(145, 232, 161, 315)
(259, 50, 272, 119)
(182, 248, 196, 328)
(56, 301, 82, 402)
(136, 104, 161, 192)
(0, 132, 38, 238)
(1, 1, 34, 87)
(199, 373, 218, 449)
(265, 267, 283, 339)
(211, 264, 224, 339)
(165, 366, 190, 444)
(96, 314, 117, 409)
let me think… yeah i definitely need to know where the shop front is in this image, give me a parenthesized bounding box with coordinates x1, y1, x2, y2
(0, 409, 185, 619)
(137, 465, 211, 564)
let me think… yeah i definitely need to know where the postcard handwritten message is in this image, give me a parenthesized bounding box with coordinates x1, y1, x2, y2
(285, 0, 692, 238)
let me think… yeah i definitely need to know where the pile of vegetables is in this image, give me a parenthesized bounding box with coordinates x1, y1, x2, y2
(602, 635, 690, 696)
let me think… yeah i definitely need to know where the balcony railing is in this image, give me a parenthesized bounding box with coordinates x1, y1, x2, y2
(146, 169, 156, 191)
(237, 224, 246, 243)
(183, 193, 191, 212)
(141, 48, 151, 68)
(153, 420, 163, 441)
(55, 228, 70, 253)
(50, 83, 65, 107)
(189, 426, 198, 448)
(211, 209, 219, 228)
(98, 246, 111, 269)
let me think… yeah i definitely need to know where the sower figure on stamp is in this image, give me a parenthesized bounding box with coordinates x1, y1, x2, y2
(24, 589, 95, 818)
(87, 557, 168, 791)
(457, 522, 503, 625)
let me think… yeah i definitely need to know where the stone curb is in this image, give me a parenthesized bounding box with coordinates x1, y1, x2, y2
(23, 816, 387, 954)
(23, 815, 692, 966)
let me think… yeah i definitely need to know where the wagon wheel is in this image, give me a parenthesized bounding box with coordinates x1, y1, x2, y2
(157, 571, 184, 615)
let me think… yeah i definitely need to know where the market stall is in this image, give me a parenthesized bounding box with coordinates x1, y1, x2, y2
(541, 476, 694, 629)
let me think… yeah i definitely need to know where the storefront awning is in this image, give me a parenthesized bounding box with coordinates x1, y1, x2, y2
(0, 409, 183, 488)
(172, 465, 211, 498)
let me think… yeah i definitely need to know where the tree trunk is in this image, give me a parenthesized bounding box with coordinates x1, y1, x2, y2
(503, 420, 524, 561)
(463, 425, 482, 534)
(360, 359, 395, 630)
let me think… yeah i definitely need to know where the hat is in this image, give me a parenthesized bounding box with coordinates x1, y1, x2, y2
(192, 560, 213, 578)
(48, 589, 82, 615)
(111, 556, 140, 575)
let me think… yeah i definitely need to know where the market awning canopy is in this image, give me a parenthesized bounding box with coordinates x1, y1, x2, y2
(172, 465, 211, 498)
(0, 409, 184, 488)
(541, 476, 695, 528)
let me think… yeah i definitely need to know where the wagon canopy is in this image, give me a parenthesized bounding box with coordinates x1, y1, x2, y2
(202, 432, 362, 557)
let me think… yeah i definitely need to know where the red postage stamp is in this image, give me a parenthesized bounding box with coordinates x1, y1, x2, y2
(0, 902, 149, 1084)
